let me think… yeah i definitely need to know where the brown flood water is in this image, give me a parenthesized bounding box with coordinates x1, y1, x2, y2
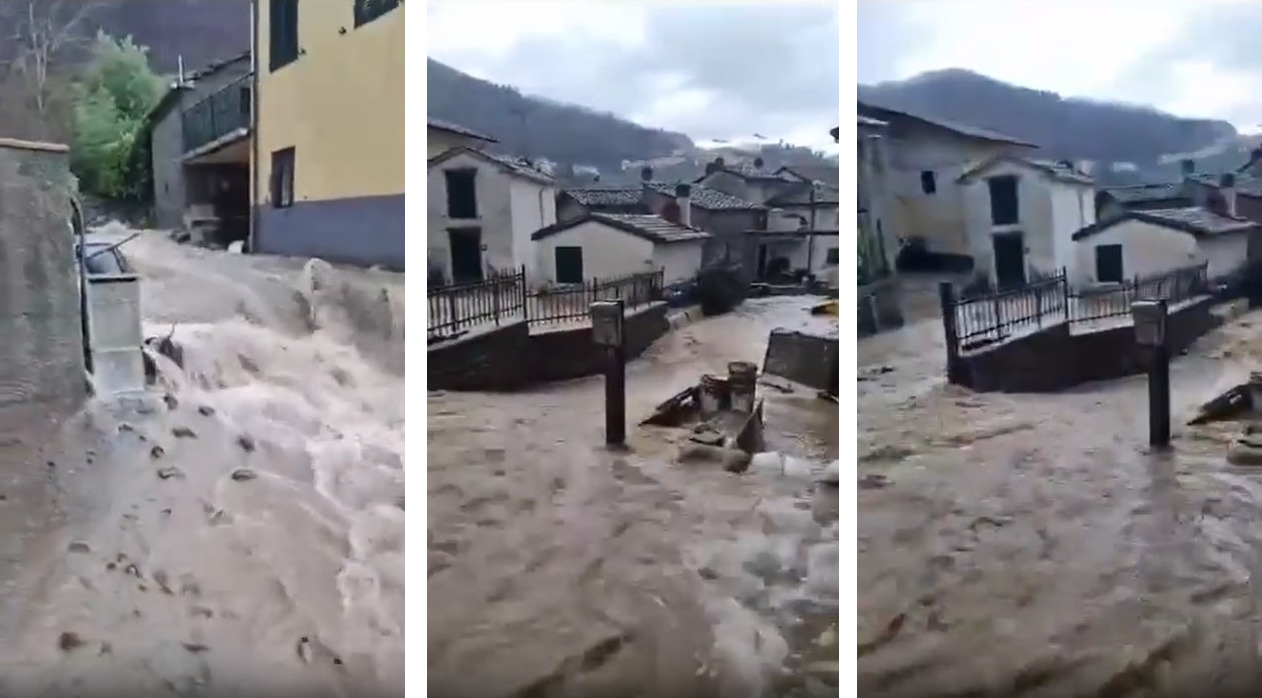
(859, 303, 1262, 698)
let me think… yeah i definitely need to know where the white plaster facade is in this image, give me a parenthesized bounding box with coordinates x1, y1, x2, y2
(1072, 218, 1248, 286)
(427, 149, 556, 282)
(532, 219, 707, 287)
(960, 159, 1095, 286)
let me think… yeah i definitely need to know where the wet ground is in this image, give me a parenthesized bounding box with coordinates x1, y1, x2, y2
(858, 294, 1262, 697)
(428, 297, 839, 698)
(0, 229, 404, 697)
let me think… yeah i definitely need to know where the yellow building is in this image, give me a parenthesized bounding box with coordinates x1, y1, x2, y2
(427, 118, 497, 159)
(251, 0, 405, 269)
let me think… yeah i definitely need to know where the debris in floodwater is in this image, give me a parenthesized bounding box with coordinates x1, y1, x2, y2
(236, 434, 256, 452)
(150, 445, 165, 459)
(157, 466, 184, 480)
(230, 468, 258, 482)
(1188, 373, 1262, 425)
(182, 642, 209, 653)
(197, 405, 215, 416)
(67, 541, 91, 554)
(172, 426, 197, 439)
(58, 632, 85, 652)
(163, 393, 179, 410)
(859, 473, 888, 490)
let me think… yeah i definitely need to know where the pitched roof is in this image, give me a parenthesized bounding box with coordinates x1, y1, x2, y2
(531, 213, 711, 244)
(858, 99, 1037, 147)
(1071, 207, 1259, 241)
(1188, 172, 1262, 199)
(427, 147, 553, 184)
(561, 183, 764, 211)
(765, 181, 840, 206)
(705, 162, 800, 182)
(427, 117, 498, 143)
(1100, 182, 1189, 205)
(957, 155, 1093, 185)
(776, 164, 839, 189)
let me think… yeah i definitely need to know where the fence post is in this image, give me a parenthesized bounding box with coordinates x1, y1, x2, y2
(992, 294, 1003, 339)
(1036, 283, 1043, 327)
(939, 282, 962, 385)
(520, 266, 529, 322)
(1062, 269, 1071, 323)
(493, 277, 502, 324)
(447, 291, 459, 331)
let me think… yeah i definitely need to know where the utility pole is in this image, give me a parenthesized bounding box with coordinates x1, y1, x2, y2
(1132, 299, 1171, 448)
(590, 300, 627, 448)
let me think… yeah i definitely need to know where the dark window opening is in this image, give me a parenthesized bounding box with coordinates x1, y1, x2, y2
(555, 246, 584, 284)
(920, 170, 936, 195)
(239, 86, 251, 118)
(269, 0, 299, 71)
(988, 175, 1019, 226)
(444, 169, 478, 219)
(270, 147, 295, 209)
(354, 0, 400, 27)
(1095, 244, 1124, 283)
(825, 247, 839, 265)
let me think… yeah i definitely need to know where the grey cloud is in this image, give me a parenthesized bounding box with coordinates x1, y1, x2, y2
(430, 4, 839, 143)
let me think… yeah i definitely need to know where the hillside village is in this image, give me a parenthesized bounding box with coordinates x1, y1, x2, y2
(425, 116, 841, 303)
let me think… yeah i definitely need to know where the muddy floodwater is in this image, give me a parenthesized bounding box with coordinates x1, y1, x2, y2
(859, 297, 1262, 697)
(428, 298, 839, 698)
(0, 228, 404, 697)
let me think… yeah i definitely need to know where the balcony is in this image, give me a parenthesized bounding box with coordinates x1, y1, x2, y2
(181, 75, 251, 160)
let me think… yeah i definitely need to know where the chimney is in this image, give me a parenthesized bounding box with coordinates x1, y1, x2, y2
(1181, 159, 1195, 177)
(1221, 173, 1238, 217)
(674, 183, 692, 227)
(640, 166, 653, 182)
(753, 156, 764, 170)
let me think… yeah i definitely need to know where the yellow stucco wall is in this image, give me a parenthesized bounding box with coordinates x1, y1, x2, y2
(254, 0, 404, 206)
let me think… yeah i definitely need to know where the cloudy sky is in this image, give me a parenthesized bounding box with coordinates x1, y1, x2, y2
(859, 0, 1262, 133)
(426, 1, 840, 151)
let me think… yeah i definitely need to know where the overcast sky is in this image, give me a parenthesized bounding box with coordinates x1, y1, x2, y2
(426, 1, 840, 152)
(859, 0, 1262, 133)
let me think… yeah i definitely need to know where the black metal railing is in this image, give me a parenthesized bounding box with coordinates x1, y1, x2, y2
(952, 271, 1068, 350)
(426, 268, 665, 342)
(527, 270, 664, 326)
(942, 262, 1211, 354)
(1069, 262, 1209, 325)
(182, 74, 252, 154)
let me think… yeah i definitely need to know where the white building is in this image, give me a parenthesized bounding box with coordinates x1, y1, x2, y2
(427, 147, 557, 284)
(957, 156, 1095, 289)
(858, 100, 1036, 270)
(530, 213, 710, 287)
(1069, 207, 1259, 286)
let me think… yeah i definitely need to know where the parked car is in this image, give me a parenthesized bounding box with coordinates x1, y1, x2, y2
(77, 239, 135, 277)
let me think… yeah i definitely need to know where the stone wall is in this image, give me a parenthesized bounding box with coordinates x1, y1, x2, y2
(428, 303, 670, 391)
(0, 139, 86, 410)
(952, 298, 1218, 393)
(858, 276, 905, 337)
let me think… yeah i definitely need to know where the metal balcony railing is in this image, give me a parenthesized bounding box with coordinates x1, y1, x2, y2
(181, 75, 252, 154)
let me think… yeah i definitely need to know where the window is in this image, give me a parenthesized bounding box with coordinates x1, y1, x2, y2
(825, 247, 840, 265)
(1095, 244, 1124, 283)
(988, 175, 1019, 226)
(354, 0, 400, 27)
(444, 169, 478, 219)
(239, 85, 251, 119)
(270, 147, 295, 209)
(920, 170, 937, 195)
(555, 246, 584, 284)
(269, 0, 299, 71)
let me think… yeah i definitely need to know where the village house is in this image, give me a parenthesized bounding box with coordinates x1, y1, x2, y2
(251, 0, 404, 269)
(427, 147, 557, 285)
(427, 117, 497, 158)
(1095, 182, 1193, 220)
(1069, 207, 1259, 286)
(858, 100, 1037, 271)
(557, 178, 766, 265)
(143, 52, 251, 247)
(957, 155, 1095, 290)
(529, 213, 710, 287)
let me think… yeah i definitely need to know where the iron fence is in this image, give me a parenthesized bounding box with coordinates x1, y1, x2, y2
(426, 268, 664, 341)
(526, 269, 664, 326)
(426, 267, 526, 341)
(943, 262, 1212, 355)
(1069, 262, 1209, 325)
(952, 271, 1068, 350)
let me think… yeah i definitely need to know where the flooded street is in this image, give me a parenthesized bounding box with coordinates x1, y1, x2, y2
(859, 302, 1262, 697)
(0, 229, 404, 697)
(428, 297, 839, 698)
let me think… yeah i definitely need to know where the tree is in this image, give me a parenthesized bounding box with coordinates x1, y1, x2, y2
(69, 32, 164, 200)
(0, 0, 99, 138)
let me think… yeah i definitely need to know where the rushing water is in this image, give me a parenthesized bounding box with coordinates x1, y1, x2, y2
(0, 229, 404, 697)
(858, 299, 1262, 697)
(427, 297, 839, 698)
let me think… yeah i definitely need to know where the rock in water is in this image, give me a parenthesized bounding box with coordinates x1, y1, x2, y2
(1228, 440, 1262, 466)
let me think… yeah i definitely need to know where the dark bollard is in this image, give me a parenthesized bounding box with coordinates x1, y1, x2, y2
(591, 300, 627, 448)
(1132, 299, 1170, 448)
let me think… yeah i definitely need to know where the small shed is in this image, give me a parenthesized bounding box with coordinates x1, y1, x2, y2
(530, 213, 710, 286)
(1069, 207, 1259, 285)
